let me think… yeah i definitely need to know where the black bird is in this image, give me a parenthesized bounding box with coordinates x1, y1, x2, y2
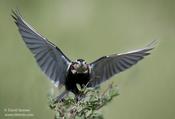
(12, 10, 157, 101)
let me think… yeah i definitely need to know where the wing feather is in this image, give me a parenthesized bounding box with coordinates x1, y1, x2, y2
(88, 40, 157, 87)
(12, 10, 71, 86)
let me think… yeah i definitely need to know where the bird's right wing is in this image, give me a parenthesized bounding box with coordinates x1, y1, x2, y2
(12, 10, 71, 86)
(88, 40, 157, 87)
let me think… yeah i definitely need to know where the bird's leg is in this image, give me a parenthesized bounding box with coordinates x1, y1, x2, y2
(74, 88, 86, 102)
(54, 90, 69, 103)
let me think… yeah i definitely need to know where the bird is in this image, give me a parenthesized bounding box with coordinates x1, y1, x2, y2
(12, 10, 157, 101)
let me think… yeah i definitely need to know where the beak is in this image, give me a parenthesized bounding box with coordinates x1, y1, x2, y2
(80, 62, 84, 66)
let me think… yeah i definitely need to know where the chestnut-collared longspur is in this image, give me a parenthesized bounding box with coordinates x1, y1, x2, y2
(12, 10, 157, 101)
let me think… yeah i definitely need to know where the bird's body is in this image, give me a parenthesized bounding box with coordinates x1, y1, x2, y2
(12, 10, 157, 101)
(65, 61, 90, 95)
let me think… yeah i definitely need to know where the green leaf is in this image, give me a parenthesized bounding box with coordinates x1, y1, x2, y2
(49, 83, 119, 119)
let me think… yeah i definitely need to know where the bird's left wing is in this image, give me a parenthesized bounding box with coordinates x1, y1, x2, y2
(12, 10, 71, 86)
(88, 40, 157, 87)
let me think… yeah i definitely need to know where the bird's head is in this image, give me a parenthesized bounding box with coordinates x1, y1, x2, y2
(71, 59, 88, 74)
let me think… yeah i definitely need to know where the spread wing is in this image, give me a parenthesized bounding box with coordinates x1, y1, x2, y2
(88, 40, 157, 87)
(12, 10, 71, 86)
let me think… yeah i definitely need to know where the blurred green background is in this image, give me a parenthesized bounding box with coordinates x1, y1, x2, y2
(0, 0, 175, 119)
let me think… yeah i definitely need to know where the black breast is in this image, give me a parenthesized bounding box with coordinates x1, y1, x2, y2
(65, 69, 90, 95)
